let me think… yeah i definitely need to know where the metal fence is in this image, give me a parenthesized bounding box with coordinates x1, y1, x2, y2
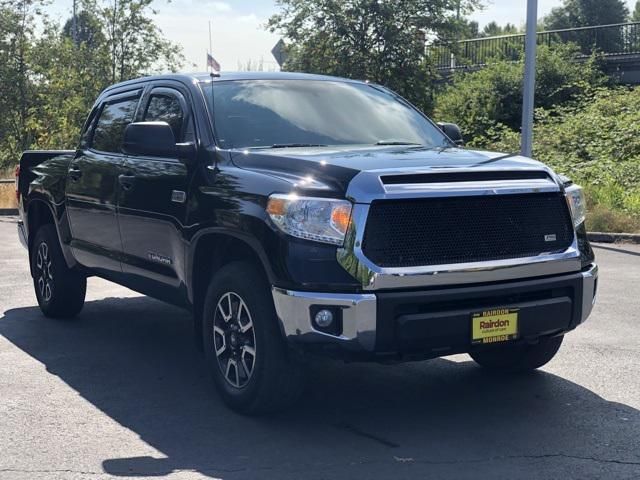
(432, 22, 640, 71)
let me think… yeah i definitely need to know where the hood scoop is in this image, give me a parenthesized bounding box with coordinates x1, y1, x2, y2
(346, 167, 561, 203)
(381, 170, 551, 185)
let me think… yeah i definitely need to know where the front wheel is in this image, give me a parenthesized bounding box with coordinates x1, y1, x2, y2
(202, 261, 304, 415)
(469, 335, 564, 372)
(30, 224, 86, 318)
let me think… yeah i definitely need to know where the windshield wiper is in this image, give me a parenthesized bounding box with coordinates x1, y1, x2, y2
(244, 143, 328, 150)
(374, 141, 423, 146)
(262, 143, 328, 149)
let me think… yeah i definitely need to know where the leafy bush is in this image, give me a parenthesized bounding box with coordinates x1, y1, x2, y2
(434, 44, 607, 141)
(468, 87, 640, 232)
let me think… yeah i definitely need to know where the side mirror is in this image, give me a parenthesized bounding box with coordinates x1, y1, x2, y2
(437, 122, 465, 147)
(123, 122, 196, 164)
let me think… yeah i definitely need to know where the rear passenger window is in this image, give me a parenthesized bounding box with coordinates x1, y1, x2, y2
(144, 94, 186, 141)
(92, 97, 139, 153)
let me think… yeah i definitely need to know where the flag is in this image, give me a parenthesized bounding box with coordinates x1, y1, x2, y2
(207, 53, 221, 72)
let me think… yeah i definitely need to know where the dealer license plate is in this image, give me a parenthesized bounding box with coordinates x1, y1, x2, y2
(471, 308, 519, 345)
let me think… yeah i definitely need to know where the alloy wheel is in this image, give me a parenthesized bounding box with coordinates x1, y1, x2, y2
(213, 292, 257, 388)
(35, 241, 54, 302)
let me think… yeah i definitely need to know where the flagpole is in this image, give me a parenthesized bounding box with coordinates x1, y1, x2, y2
(208, 21, 213, 71)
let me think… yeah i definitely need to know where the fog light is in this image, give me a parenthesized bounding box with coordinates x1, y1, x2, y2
(314, 309, 334, 328)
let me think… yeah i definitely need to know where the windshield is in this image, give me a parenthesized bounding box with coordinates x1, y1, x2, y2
(200, 79, 451, 150)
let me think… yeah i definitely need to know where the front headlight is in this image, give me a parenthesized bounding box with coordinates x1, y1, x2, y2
(266, 194, 353, 246)
(565, 184, 586, 227)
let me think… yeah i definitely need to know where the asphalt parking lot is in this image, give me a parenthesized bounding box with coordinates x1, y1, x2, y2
(0, 215, 639, 480)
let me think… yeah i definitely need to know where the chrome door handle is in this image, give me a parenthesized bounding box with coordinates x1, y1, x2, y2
(68, 168, 82, 181)
(118, 174, 136, 191)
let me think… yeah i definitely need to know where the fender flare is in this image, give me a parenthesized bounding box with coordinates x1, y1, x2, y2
(185, 227, 276, 305)
(25, 196, 78, 272)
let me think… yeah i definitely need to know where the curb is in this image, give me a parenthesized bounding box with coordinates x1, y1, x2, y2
(588, 232, 640, 244)
(0, 209, 18, 216)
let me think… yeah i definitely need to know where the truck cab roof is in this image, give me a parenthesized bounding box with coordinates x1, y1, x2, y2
(102, 71, 366, 95)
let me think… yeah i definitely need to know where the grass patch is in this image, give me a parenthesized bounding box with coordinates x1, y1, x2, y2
(584, 183, 640, 233)
(0, 182, 17, 210)
(587, 204, 640, 233)
(0, 166, 16, 179)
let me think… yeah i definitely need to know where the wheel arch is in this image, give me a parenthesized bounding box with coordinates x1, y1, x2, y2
(188, 229, 277, 348)
(26, 199, 61, 277)
(26, 199, 55, 248)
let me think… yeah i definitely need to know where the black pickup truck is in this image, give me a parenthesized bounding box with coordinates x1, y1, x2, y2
(16, 72, 598, 414)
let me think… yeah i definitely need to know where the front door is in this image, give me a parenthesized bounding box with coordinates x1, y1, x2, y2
(66, 91, 141, 273)
(117, 86, 194, 293)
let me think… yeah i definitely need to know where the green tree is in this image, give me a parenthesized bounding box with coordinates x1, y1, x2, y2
(81, 0, 183, 83)
(543, 0, 629, 29)
(0, 0, 46, 168)
(62, 10, 105, 48)
(267, 0, 481, 113)
(0, 0, 185, 171)
(632, 1, 640, 21)
(455, 18, 480, 39)
(481, 21, 519, 37)
(543, 0, 629, 56)
(27, 22, 112, 150)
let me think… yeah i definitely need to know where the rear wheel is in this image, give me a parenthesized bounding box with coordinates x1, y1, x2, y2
(469, 335, 564, 372)
(203, 261, 304, 414)
(31, 224, 86, 318)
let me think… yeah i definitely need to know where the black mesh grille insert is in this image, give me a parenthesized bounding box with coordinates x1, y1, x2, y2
(362, 193, 574, 268)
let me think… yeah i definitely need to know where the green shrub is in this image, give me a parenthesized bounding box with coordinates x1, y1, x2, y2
(466, 86, 640, 232)
(434, 44, 607, 141)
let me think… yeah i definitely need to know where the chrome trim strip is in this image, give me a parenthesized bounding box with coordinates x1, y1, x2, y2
(580, 264, 598, 323)
(382, 178, 560, 198)
(271, 288, 377, 351)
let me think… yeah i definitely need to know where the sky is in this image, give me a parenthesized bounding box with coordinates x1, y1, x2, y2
(45, 0, 639, 72)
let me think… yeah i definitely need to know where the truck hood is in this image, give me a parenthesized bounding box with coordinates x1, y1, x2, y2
(230, 145, 555, 195)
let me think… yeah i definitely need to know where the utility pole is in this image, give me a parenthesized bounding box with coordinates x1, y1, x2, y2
(72, 0, 78, 44)
(111, 0, 118, 83)
(521, 0, 538, 157)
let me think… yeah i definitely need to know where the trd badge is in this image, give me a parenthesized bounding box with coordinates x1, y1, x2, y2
(148, 252, 172, 265)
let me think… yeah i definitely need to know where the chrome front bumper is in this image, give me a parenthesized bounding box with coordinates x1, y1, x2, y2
(581, 263, 599, 321)
(271, 289, 377, 351)
(17, 220, 28, 249)
(272, 263, 599, 353)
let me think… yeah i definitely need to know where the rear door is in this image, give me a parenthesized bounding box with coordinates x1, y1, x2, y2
(117, 85, 195, 292)
(66, 90, 141, 273)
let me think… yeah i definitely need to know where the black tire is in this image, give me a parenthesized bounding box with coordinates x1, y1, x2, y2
(31, 224, 86, 319)
(469, 335, 564, 372)
(202, 261, 304, 414)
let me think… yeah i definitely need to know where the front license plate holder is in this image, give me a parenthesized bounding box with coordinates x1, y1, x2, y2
(471, 308, 519, 345)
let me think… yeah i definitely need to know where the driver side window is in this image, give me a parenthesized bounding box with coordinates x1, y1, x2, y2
(143, 92, 194, 143)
